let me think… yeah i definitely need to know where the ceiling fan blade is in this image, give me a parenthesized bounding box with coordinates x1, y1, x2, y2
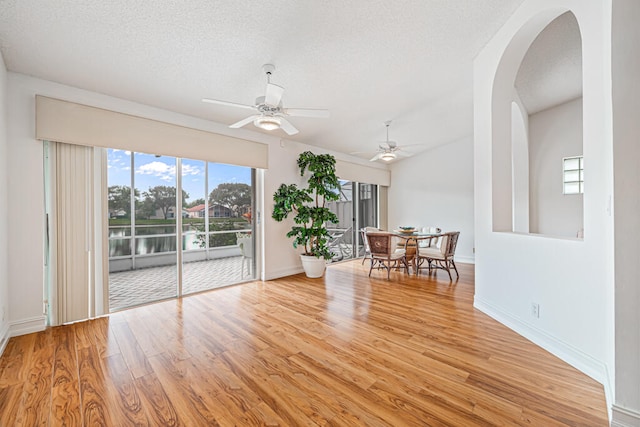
(229, 115, 261, 129)
(395, 150, 412, 158)
(202, 98, 256, 111)
(397, 143, 427, 149)
(278, 117, 299, 135)
(369, 153, 384, 162)
(265, 83, 284, 106)
(284, 108, 330, 118)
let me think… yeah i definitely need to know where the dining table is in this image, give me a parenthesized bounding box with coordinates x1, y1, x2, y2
(392, 230, 442, 274)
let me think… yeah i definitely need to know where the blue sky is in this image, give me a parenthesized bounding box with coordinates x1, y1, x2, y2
(107, 149, 251, 204)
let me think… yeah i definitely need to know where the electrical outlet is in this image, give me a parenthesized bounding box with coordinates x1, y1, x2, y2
(531, 303, 540, 318)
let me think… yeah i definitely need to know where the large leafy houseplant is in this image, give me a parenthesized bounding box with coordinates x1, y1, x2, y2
(272, 151, 340, 260)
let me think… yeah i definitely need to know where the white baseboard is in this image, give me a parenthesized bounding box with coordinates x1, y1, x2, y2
(455, 255, 475, 264)
(9, 315, 47, 337)
(266, 258, 473, 280)
(263, 266, 304, 281)
(0, 322, 9, 357)
(612, 405, 640, 427)
(474, 297, 613, 413)
(0, 316, 46, 357)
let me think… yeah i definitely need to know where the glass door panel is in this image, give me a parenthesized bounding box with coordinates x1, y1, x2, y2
(327, 180, 355, 262)
(207, 163, 254, 282)
(108, 150, 178, 311)
(357, 183, 378, 257)
(181, 158, 211, 295)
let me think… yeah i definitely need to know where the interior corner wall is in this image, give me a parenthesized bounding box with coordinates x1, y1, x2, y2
(387, 136, 475, 263)
(474, 0, 615, 410)
(262, 140, 309, 279)
(0, 51, 10, 353)
(528, 97, 584, 238)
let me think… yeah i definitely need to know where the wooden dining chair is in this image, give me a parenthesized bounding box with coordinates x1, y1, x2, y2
(360, 226, 380, 264)
(415, 231, 460, 280)
(366, 231, 409, 279)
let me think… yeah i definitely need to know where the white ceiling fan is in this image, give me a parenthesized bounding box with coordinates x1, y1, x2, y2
(362, 121, 416, 162)
(202, 64, 329, 135)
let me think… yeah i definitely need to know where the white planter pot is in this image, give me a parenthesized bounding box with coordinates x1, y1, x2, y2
(300, 254, 327, 278)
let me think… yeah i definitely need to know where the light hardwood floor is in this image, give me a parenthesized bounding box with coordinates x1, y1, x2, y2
(0, 261, 608, 426)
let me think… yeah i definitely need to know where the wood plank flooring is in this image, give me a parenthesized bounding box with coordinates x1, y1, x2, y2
(0, 261, 608, 426)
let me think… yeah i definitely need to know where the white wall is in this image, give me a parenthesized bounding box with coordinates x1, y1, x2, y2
(262, 139, 313, 279)
(5, 72, 388, 333)
(474, 0, 614, 412)
(0, 51, 9, 353)
(511, 97, 529, 233)
(529, 97, 583, 238)
(388, 136, 474, 263)
(611, 0, 640, 424)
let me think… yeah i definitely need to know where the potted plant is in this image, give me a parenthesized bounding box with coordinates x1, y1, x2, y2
(272, 151, 340, 278)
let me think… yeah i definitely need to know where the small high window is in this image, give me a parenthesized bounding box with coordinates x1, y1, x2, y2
(563, 156, 583, 195)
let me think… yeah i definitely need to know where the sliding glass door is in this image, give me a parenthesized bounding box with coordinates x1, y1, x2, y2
(327, 180, 378, 262)
(182, 162, 254, 295)
(357, 183, 378, 257)
(107, 149, 255, 311)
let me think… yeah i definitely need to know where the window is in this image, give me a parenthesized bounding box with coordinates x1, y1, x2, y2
(563, 156, 583, 195)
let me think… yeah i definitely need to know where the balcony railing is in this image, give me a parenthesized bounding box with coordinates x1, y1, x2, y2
(108, 220, 251, 272)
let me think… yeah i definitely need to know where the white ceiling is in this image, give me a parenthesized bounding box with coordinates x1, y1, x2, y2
(0, 0, 536, 161)
(515, 12, 582, 115)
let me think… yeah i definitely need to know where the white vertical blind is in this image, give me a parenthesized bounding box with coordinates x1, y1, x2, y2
(51, 142, 96, 324)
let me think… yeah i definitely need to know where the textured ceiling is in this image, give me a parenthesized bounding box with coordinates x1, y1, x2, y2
(0, 0, 533, 161)
(515, 12, 582, 115)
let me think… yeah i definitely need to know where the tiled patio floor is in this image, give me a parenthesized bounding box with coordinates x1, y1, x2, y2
(109, 256, 251, 311)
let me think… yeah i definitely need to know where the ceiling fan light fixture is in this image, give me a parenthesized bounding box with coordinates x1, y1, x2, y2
(380, 152, 396, 162)
(254, 115, 281, 131)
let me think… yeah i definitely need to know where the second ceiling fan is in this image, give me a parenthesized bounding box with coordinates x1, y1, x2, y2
(367, 121, 417, 162)
(202, 64, 329, 136)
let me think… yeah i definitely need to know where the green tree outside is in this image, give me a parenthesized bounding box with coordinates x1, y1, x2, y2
(138, 185, 189, 219)
(208, 183, 251, 217)
(108, 185, 140, 217)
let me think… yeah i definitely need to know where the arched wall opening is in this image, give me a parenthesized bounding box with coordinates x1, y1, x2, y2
(492, 10, 583, 239)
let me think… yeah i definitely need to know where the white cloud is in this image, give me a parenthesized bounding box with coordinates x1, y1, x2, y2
(136, 161, 176, 182)
(137, 161, 175, 175)
(182, 164, 202, 176)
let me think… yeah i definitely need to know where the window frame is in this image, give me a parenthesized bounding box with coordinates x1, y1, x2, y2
(562, 155, 584, 195)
